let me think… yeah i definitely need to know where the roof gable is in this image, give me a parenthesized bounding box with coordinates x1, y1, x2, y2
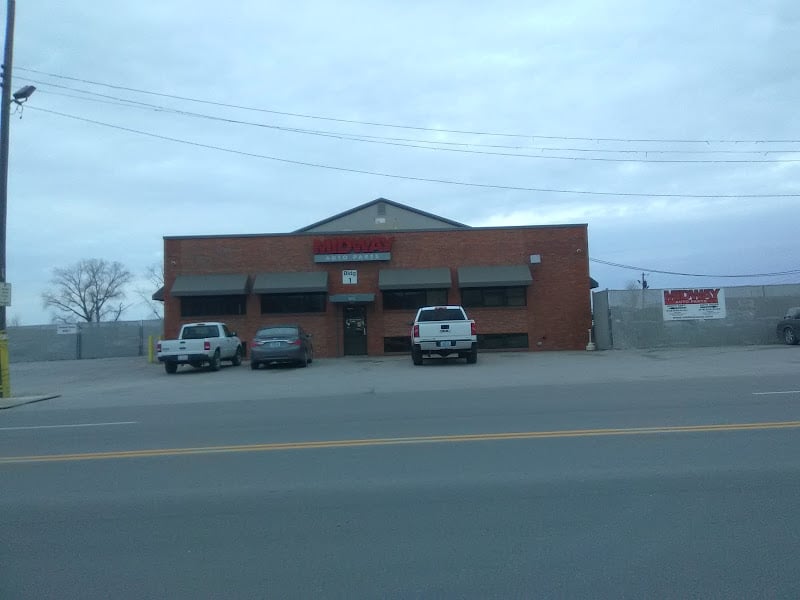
(296, 198, 468, 232)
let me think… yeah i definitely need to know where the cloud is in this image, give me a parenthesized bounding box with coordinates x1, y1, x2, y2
(3, 0, 798, 323)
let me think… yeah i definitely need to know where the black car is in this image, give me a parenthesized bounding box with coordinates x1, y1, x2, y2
(250, 325, 314, 369)
(777, 307, 800, 345)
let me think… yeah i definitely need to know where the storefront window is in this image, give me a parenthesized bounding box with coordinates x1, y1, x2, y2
(383, 289, 448, 310)
(261, 292, 326, 314)
(180, 295, 247, 317)
(478, 333, 529, 349)
(384, 336, 412, 353)
(460, 286, 527, 308)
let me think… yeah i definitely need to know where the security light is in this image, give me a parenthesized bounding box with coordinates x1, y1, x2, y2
(12, 85, 35, 104)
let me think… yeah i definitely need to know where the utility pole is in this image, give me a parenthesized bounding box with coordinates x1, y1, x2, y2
(0, 0, 15, 397)
(0, 0, 15, 331)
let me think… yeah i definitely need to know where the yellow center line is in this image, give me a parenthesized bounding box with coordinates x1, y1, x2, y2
(2, 420, 799, 464)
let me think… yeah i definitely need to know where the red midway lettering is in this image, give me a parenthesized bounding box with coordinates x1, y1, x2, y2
(663, 289, 721, 305)
(313, 236, 395, 254)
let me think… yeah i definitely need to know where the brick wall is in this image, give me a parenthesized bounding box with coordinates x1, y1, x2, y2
(163, 225, 591, 356)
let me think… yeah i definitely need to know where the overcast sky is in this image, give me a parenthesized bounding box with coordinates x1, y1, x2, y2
(4, 1, 799, 324)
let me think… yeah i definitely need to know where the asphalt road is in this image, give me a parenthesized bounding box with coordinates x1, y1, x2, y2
(2, 354, 800, 598)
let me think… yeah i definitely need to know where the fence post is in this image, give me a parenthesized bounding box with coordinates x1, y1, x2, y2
(0, 333, 10, 398)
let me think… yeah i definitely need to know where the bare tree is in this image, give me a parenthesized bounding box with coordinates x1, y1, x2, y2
(625, 280, 640, 291)
(42, 259, 133, 323)
(136, 262, 165, 319)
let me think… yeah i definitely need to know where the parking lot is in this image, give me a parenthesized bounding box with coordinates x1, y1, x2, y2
(5, 345, 800, 599)
(5, 344, 799, 411)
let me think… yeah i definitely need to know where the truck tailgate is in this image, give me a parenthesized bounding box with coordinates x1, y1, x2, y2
(159, 339, 205, 355)
(417, 321, 473, 340)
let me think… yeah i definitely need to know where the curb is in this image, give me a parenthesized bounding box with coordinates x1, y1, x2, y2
(0, 395, 61, 410)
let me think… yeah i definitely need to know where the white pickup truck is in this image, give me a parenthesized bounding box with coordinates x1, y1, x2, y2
(411, 305, 477, 365)
(157, 322, 243, 374)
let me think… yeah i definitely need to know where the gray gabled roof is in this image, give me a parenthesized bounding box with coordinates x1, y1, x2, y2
(295, 197, 468, 232)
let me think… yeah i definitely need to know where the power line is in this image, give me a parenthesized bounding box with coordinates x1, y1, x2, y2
(32, 83, 800, 156)
(27, 82, 800, 156)
(33, 88, 163, 110)
(26, 105, 800, 199)
(23, 82, 800, 164)
(17, 66, 800, 145)
(590, 257, 800, 278)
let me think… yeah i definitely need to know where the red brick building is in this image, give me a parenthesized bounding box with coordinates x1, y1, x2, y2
(161, 198, 593, 357)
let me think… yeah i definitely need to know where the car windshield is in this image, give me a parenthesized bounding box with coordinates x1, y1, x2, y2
(417, 308, 465, 322)
(180, 325, 217, 339)
(256, 327, 298, 338)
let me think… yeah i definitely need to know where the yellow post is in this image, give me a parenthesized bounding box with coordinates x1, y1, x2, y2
(0, 333, 10, 398)
(148, 335, 154, 364)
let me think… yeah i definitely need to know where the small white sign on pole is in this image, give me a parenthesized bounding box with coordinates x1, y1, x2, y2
(0, 282, 11, 307)
(57, 324, 79, 335)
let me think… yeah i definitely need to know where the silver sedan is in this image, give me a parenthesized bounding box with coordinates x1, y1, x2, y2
(250, 325, 314, 369)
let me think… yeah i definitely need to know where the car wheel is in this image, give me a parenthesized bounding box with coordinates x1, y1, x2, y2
(250, 360, 260, 370)
(308, 349, 313, 364)
(411, 347, 423, 366)
(231, 346, 243, 366)
(298, 351, 309, 368)
(164, 362, 178, 374)
(466, 349, 478, 364)
(209, 349, 221, 371)
(784, 327, 799, 345)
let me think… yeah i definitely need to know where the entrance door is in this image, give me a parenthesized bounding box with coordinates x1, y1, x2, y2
(343, 306, 367, 355)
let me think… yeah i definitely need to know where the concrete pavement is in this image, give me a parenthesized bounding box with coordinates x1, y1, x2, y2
(3, 417, 800, 598)
(3, 344, 800, 410)
(3, 346, 800, 597)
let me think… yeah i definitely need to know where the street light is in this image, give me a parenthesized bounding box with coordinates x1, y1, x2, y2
(0, 0, 34, 397)
(12, 83, 34, 103)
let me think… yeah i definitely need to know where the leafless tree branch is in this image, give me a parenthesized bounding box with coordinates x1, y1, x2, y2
(135, 261, 164, 319)
(42, 258, 133, 323)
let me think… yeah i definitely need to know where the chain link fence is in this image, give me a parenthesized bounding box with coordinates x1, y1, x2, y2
(7, 320, 163, 363)
(593, 285, 800, 350)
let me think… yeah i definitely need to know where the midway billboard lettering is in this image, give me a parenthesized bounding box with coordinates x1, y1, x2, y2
(313, 236, 394, 255)
(663, 289, 721, 305)
(662, 288, 726, 321)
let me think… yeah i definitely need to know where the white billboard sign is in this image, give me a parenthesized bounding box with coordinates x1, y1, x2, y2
(662, 288, 726, 321)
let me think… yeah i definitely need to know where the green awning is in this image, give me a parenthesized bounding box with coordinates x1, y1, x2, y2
(152, 286, 165, 302)
(170, 274, 249, 297)
(378, 267, 451, 290)
(457, 265, 533, 288)
(329, 293, 376, 303)
(252, 271, 328, 294)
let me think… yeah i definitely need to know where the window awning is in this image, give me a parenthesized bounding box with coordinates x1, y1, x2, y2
(152, 286, 165, 302)
(170, 274, 249, 297)
(329, 293, 376, 303)
(378, 267, 452, 290)
(252, 271, 328, 294)
(457, 265, 533, 288)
